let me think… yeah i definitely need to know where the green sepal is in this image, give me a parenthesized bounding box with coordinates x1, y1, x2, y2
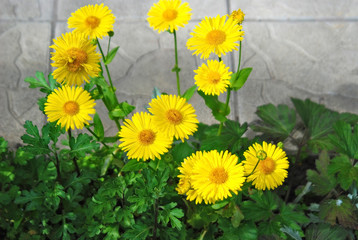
(230, 67, 252, 90)
(198, 90, 230, 122)
(104, 46, 120, 65)
(181, 85, 197, 101)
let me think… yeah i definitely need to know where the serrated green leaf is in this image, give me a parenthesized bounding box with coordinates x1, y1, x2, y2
(319, 197, 358, 229)
(230, 67, 252, 90)
(329, 121, 358, 159)
(305, 223, 350, 240)
(38, 161, 57, 182)
(121, 222, 150, 240)
(69, 133, 100, 158)
(241, 191, 279, 222)
(251, 103, 296, 140)
(21, 120, 51, 155)
(104, 46, 120, 65)
(306, 150, 336, 195)
(328, 155, 358, 190)
(201, 120, 247, 152)
(0, 137, 8, 154)
(198, 90, 230, 122)
(24, 71, 56, 94)
(171, 141, 195, 164)
(121, 159, 148, 172)
(280, 226, 302, 240)
(182, 85, 197, 101)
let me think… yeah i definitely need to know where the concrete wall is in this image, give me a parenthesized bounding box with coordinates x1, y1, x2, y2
(1, 0, 357, 146)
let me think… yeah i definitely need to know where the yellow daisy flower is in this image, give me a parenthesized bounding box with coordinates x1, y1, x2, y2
(230, 9, 245, 25)
(118, 112, 173, 161)
(187, 15, 244, 59)
(44, 85, 96, 131)
(194, 60, 232, 96)
(68, 3, 115, 39)
(242, 141, 289, 190)
(147, 0, 192, 33)
(177, 151, 206, 204)
(50, 32, 101, 86)
(190, 150, 246, 204)
(148, 95, 199, 141)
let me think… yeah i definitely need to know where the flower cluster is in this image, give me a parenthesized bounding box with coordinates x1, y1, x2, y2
(118, 95, 199, 161)
(177, 142, 289, 204)
(45, 4, 115, 130)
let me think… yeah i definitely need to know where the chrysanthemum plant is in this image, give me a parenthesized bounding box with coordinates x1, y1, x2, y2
(1, 1, 358, 239)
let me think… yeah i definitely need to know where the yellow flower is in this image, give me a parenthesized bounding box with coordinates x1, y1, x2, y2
(177, 151, 206, 204)
(147, 0, 192, 33)
(118, 112, 173, 161)
(68, 3, 115, 39)
(242, 141, 289, 190)
(230, 9, 245, 25)
(187, 15, 244, 59)
(194, 60, 232, 96)
(148, 95, 199, 141)
(44, 85, 96, 130)
(50, 32, 101, 86)
(190, 150, 246, 204)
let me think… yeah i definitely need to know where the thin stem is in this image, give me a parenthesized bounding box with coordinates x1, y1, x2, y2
(198, 229, 207, 240)
(107, 36, 112, 56)
(217, 89, 231, 136)
(68, 129, 80, 175)
(244, 158, 260, 177)
(54, 149, 61, 181)
(152, 198, 159, 240)
(237, 41, 242, 73)
(97, 38, 115, 92)
(173, 30, 181, 96)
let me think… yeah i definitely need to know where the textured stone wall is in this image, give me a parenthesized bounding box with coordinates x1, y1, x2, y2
(1, 0, 357, 146)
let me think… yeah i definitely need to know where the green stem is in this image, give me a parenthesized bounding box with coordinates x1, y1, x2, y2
(97, 38, 115, 92)
(173, 30, 181, 96)
(198, 229, 207, 240)
(107, 35, 112, 56)
(54, 149, 61, 181)
(68, 129, 80, 175)
(237, 41, 242, 73)
(152, 198, 159, 240)
(217, 88, 231, 136)
(244, 158, 260, 177)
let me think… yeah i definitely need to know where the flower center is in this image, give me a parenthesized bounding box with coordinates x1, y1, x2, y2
(162, 9, 178, 21)
(85, 16, 101, 29)
(166, 109, 183, 125)
(207, 71, 221, 84)
(206, 30, 226, 45)
(138, 129, 156, 145)
(209, 167, 228, 184)
(63, 101, 80, 116)
(259, 157, 276, 175)
(66, 48, 88, 72)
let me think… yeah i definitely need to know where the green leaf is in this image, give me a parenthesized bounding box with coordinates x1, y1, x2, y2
(15, 189, 43, 211)
(68, 133, 100, 158)
(201, 120, 247, 152)
(171, 141, 195, 164)
(306, 150, 337, 195)
(24, 71, 58, 94)
(291, 98, 343, 150)
(38, 161, 57, 182)
(198, 90, 230, 122)
(329, 121, 358, 159)
(328, 155, 358, 190)
(122, 222, 150, 240)
(251, 103, 296, 140)
(94, 77, 119, 111)
(104, 46, 120, 65)
(305, 223, 350, 240)
(319, 197, 358, 229)
(242, 191, 279, 222)
(159, 202, 184, 230)
(280, 226, 302, 240)
(21, 120, 51, 155)
(230, 67, 252, 90)
(0, 137, 8, 154)
(121, 159, 148, 172)
(93, 113, 105, 140)
(109, 101, 135, 119)
(182, 85, 197, 101)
